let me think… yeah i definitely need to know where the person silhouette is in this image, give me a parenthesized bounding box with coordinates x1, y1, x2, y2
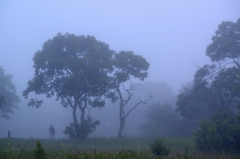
(49, 124, 55, 139)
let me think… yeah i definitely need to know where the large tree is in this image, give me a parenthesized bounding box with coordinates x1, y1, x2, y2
(111, 51, 152, 138)
(0, 66, 20, 119)
(23, 33, 114, 139)
(194, 18, 240, 111)
(176, 18, 240, 122)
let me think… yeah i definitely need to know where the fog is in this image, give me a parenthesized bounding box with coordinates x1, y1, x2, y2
(0, 0, 239, 139)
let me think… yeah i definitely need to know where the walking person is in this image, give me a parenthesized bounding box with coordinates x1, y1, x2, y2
(49, 124, 55, 139)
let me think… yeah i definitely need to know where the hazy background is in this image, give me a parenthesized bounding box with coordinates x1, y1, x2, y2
(0, 0, 239, 138)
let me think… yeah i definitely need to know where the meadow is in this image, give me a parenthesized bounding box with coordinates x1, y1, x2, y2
(0, 137, 239, 159)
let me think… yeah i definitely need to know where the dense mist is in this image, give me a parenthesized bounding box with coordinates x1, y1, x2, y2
(0, 0, 239, 139)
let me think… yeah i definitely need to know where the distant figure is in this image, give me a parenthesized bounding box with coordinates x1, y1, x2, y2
(49, 124, 55, 139)
(8, 131, 11, 138)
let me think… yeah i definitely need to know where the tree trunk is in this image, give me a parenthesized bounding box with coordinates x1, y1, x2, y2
(80, 107, 85, 124)
(118, 120, 125, 138)
(78, 98, 87, 139)
(80, 97, 88, 123)
(118, 106, 125, 138)
(72, 105, 80, 138)
(118, 126, 123, 138)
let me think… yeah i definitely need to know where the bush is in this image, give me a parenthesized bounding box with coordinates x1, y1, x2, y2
(33, 139, 47, 159)
(64, 116, 100, 139)
(149, 137, 171, 156)
(194, 110, 240, 153)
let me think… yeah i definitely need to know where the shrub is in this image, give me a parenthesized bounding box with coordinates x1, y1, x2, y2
(194, 110, 240, 153)
(149, 137, 171, 156)
(33, 139, 47, 159)
(64, 116, 100, 139)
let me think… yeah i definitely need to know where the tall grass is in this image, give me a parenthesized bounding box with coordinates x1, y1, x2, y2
(0, 137, 239, 158)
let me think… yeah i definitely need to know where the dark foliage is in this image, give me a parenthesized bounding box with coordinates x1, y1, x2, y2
(33, 139, 47, 159)
(194, 110, 240, 153)
(149, 137, 171, 156)
(64, 116, 100, 139)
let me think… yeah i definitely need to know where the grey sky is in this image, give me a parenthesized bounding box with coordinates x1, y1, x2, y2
(0, 0, 239, 138)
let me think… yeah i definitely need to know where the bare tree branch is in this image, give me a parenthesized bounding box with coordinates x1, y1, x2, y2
(124, 95, 153, 120)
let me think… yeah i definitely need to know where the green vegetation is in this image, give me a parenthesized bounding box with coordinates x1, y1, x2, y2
(149, 137, 171, 156)
(33, 139, 47, 159)
(0, 137, 239, 159)
(194, 110, 240, 153)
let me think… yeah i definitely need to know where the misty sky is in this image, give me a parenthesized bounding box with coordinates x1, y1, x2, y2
(0, 0, 239, 138)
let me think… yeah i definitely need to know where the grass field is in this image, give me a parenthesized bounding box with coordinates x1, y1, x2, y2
(0, 137, 239, 158)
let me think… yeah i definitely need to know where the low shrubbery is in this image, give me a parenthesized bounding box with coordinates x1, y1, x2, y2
(194, 110, 240, 153)
(64, 116, 100, 139)
(33, 139, 47, 159)
(149, 137, 171, 156)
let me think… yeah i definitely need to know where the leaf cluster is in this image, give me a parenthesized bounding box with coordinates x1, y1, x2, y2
(206, 18, 240, 63)
(113, 51, 149, 83)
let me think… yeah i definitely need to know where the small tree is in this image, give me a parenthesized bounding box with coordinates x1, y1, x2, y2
(33, 139, 47, 159)
(0, 66, 20, 119)
(111, 51, 152, 138)
(149, 137, 171, 156)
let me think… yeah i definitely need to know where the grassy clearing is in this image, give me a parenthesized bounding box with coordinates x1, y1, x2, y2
(0, 137, 239, 158)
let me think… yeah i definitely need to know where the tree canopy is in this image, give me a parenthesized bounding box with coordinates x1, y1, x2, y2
(176, 18, 240, 119)
(0, 66, 20, 119)
(206, 18, 240, 64)
(113, 51, 149, 83)
(23, 33, 114, 138)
